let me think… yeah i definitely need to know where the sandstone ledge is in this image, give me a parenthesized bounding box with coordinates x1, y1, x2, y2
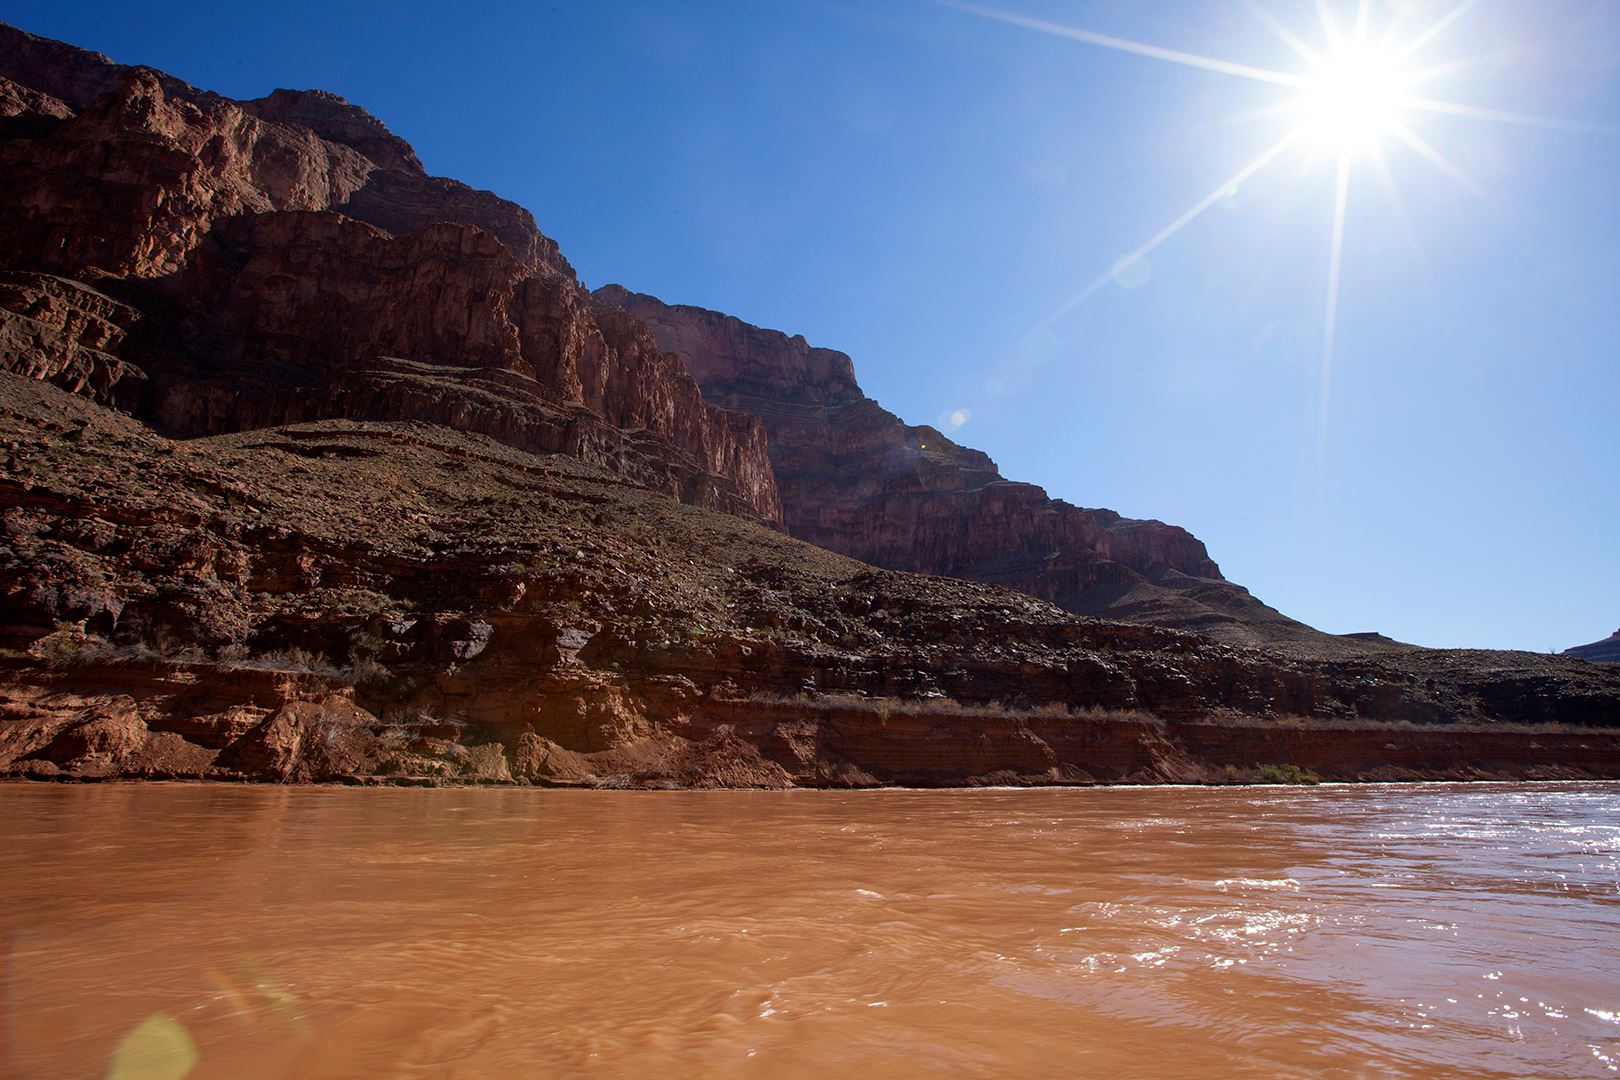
(5, 667, 1617, 789)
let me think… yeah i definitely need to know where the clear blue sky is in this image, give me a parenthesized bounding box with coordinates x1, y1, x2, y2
(6, 0, 1616, 652)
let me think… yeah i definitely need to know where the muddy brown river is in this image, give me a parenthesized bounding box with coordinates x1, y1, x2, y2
(2, 782, 1618, 1078)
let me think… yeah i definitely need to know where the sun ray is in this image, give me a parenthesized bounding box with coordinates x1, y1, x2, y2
(1044, 134, 1300, 325)
(1390, 123, 1484, 195)
(935, 0, 1306, 88)
(1365, 142, 1428, 274)
(1405, 53, 1496, 87)
(1314, 0, 1344, 50)
(1318, 155, 1352, 469)
(1242, 1, 1322, 67)
(984, 133, 1302, 394)
(1394, 0, 1482, 60)
(1402, 95, 1605, 132)
(930, 0, 1592, 429)
(1119, 135, 1301, 265)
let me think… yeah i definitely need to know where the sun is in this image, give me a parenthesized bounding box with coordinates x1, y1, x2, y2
(1296, 41, 1412, 156)
(941, 0, 1579, 461)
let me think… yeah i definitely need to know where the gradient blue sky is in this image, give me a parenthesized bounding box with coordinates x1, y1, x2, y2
(6, 0, 1616, 651)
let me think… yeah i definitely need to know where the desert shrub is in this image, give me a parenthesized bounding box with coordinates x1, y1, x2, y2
(79, 640, 168, 664)
(347, 630, 389, 660)
(225, 646, 340, 678)
(338, 655, 392, 687)
(1255, 763, 1320, 785)
(735, 691, 1163, 727)
(216, 642, 251, 663)
(32, 624, 93, 667)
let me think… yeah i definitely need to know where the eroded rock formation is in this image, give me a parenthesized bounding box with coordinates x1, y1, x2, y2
(0, 23, 779, 524)
(2, 376, 1616, 787)
(592, 286, 1331, 648)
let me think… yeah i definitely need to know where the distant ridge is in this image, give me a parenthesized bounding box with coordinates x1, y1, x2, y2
(1566, 630, 1620, 663)
(593, 285, 1352, 653)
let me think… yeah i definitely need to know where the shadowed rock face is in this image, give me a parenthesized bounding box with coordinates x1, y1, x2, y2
(1566, 630, 1620, 664)
(0, 22, 779, 524)
(593, 285, 1335, 650)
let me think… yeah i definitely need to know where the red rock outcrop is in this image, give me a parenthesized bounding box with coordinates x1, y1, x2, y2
(0, 67, 374, 279)
(134, 210, 779, 517)
(0, 22, 778, 523)
(0, 271, 146, 406)
(0, 25, 574, 281)
(594, 285, 1327, 647)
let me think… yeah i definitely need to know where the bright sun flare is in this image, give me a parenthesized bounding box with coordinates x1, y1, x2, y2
(1297, 43, 1411, 155)
(940, 0, 1581, 457)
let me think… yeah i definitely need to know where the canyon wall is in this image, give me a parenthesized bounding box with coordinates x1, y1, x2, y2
(0, 23, 780, 524)
(595, 286, 1329, 648)
(3, 374, 1616, 788)
(0, 18, 1327, 644)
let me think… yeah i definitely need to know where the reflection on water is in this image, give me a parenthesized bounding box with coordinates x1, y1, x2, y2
(2, 782, 1618, 1078)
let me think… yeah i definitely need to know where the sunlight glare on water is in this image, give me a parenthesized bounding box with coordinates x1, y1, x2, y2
(2, 782, 1618, 1078)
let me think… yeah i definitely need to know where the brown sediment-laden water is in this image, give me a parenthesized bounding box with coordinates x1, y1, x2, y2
(3, 782, 1618, 1078)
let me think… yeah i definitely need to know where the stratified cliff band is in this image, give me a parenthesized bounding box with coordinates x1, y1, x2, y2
(593, 285, 1336, 649)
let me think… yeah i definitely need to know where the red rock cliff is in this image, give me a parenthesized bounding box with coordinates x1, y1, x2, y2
(0, 22, 779, 523)
(594, 285, 1330, 647)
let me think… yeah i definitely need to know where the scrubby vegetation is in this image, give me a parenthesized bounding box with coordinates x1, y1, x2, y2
(1222, 763, 1321, 785)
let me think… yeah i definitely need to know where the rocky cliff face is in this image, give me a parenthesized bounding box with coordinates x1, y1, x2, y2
(0, 22, 778, 523)
(0, 16, 1317, 640)
(594, 286, 1329, 648)
(3, 375, 1615, 787)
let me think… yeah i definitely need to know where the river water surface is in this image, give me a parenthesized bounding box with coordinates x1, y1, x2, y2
(3, 782, 1618, 1078)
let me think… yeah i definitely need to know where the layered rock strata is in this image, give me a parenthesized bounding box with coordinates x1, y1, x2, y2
(594, 286, 1336, 649)
(2, 376, 1616, 787)
(0, 23, 779, 524)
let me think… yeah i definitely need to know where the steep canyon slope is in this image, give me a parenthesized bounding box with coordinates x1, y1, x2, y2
(595, 286, 1332, 650)
(0, 24, 780, 524)
(1, 22, 1616, 786)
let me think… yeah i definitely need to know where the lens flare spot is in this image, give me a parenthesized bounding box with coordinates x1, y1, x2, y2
(105, 1014, 197, 1080)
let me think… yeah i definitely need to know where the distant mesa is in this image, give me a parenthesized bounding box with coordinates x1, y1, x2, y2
(1565, 630, 1620, 664)
(1339, 631, 1405, 646)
